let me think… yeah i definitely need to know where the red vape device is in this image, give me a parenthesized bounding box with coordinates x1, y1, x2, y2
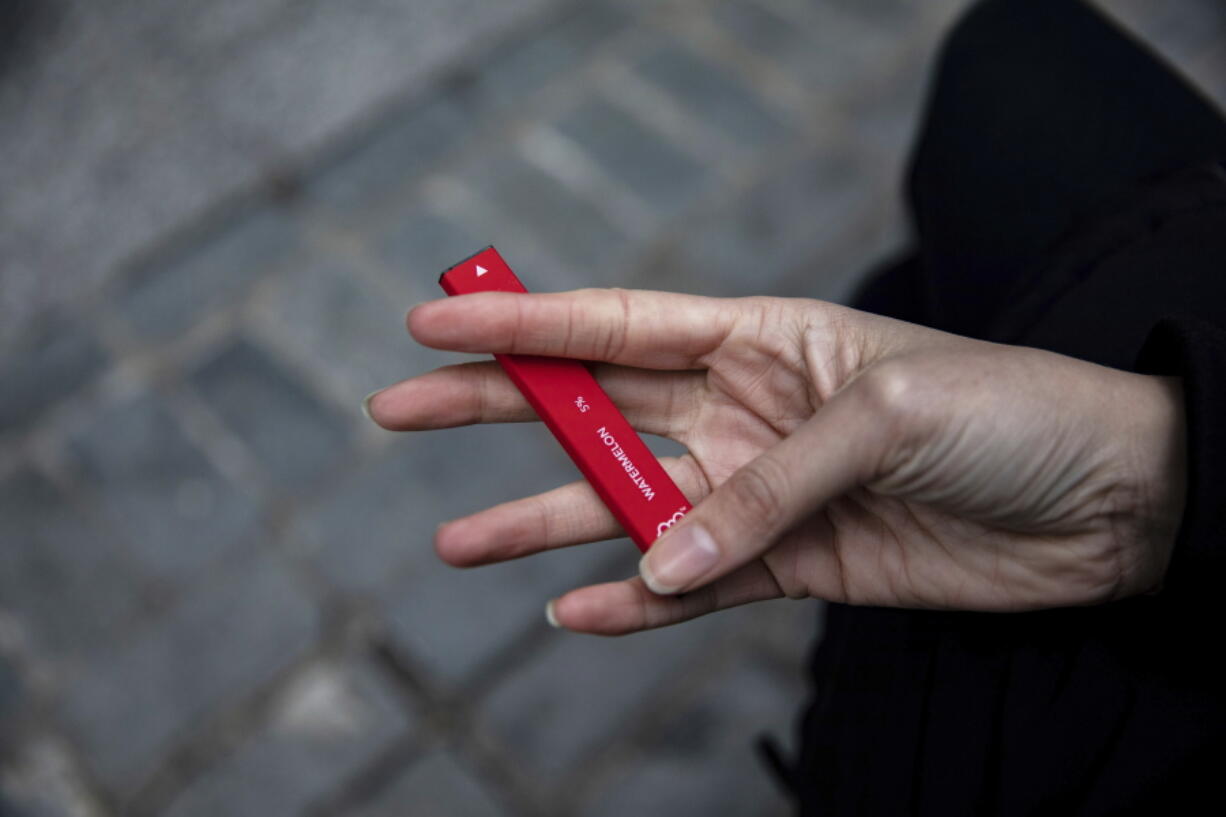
(438, 246, 691, 552)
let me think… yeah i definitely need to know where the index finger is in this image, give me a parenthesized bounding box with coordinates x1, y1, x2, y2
(407, 287, 741, 369)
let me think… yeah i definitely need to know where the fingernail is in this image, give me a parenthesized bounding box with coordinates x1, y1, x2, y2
(362, 390, 380, 421)
(640, 524, 719, 595)
(545, 599, 561, 628)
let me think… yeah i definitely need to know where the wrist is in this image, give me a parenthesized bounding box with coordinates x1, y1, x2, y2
(1123, 374, 1187, 597)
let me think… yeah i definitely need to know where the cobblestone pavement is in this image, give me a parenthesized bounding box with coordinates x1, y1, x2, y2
(2, 1, 1224, 815)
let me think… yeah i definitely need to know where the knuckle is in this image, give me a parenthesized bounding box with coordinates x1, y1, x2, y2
(510, 294, 531, 349)
(850, 359, 950, 487)
(601, 287, 632, 361)
(563, 295, 580, 356)
(468, 363, 491, 422)
(854, 360, 920, 423)
(533, 494, 555, 546)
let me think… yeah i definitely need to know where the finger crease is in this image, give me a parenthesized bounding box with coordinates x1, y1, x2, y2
(606, 289, 632, 362)
(473, 365, 490, 423)
(534, 496, 555, 553)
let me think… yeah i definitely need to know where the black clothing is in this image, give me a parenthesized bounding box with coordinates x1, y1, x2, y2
(903, 0, 1226, 341)
(793, 1, 1226, 814)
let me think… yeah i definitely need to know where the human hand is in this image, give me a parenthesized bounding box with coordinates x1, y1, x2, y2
(365, 289, 1186, 634)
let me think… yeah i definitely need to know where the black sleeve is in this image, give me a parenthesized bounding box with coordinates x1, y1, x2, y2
(1135, 316, 1226, 607)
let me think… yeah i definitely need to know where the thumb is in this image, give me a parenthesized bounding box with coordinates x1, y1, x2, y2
(638, 377, 892, 596)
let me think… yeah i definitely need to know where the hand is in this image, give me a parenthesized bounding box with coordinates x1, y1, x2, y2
(365, 289, 1187, 634)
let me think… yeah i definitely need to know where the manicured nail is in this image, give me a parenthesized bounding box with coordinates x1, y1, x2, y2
(545, 599, 561, 628)
(362, 390, 380, 421)
(640, 523, 719, 595)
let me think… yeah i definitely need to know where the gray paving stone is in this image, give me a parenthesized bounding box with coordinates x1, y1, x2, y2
(0, 467, 147, 660)
(823, 0, 928, 22)
(0, 10, 261, 353)
(383, 530, 621, 686)
(1124, 0, 1226, 65)
(163, 657, 411, 817)
(130, 0, 301, 59)
(306, 96, 473, 216)
(468, 0, 633, 108)
(118, 205, 298, 340)
(1200, 49, 1226, 109)
(377, 182, 571, 294)
(630, 37, 790, 150)
(635, 144, 876, 299)
(0, 314, 107, 434)
(259, 252, 428, 401)
(304, 1, 632, 221)
(290, 445, 442, 596)
(479, 610, 725, 778)
(68, 393, 260, 581)
(1095, 1, 1226, 111)
(296, 419, 579, 596)
(194, 0, 557, 171)
(554, 96, 710, 216)
(0, 653, 23, 734)
(374, 206, 487, 293)
(190, 338, 352, 491)
(57, 553, 316, 794)
(346, 748, 507, 817)
(453, 150, 629, 280)
(579, 659, 803, 817)
(812, 0, 929, 34)
(839, 44, 934, 163)
(708, 0, 803, 56)
(710, 1, 910, 102)
(0, 0, 563, 348)
(400, 207, 573, 294)
(0, 736, 108, 817)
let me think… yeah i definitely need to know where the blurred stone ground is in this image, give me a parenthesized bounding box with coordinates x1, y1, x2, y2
(1, 1, 1224, 815)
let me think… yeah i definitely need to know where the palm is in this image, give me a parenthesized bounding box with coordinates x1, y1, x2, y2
(663, 313, 1124, 613)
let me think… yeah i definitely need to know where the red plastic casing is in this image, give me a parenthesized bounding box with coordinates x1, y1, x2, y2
(438, 246, 691, 552)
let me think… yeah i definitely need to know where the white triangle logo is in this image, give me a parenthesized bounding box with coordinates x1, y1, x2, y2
(475, 265, 488, 277)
